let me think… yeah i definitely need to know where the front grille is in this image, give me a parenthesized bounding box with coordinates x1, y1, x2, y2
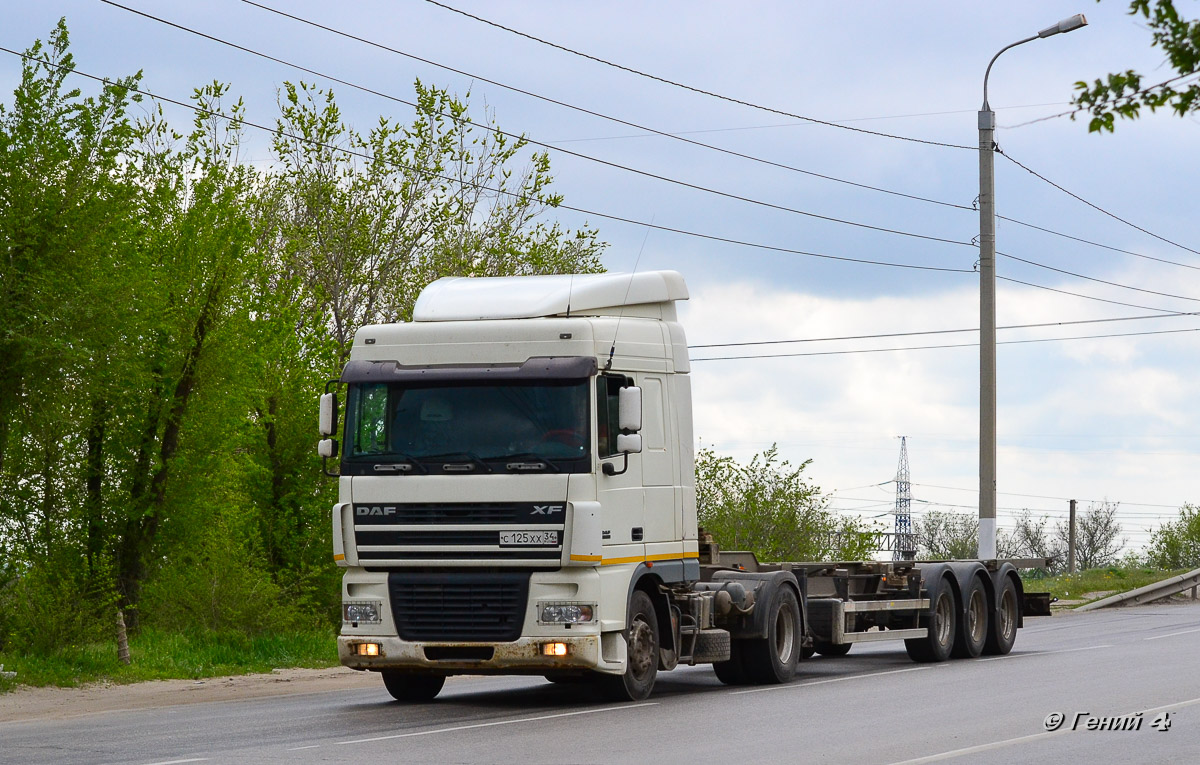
(353, 503, 563, 525)
(388, 571, 530, 642)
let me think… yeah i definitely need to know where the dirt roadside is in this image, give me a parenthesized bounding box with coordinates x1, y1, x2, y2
(0, 666, 381, 724)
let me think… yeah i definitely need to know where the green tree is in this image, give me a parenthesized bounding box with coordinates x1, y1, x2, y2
(1146, 504, 1200, 569)
(696, 445, 880, 561)
(1073, 1, 1200, 131)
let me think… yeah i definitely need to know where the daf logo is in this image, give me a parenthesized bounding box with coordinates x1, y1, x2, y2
(531, 505, 564, 515)
(357, 506, 397, 516)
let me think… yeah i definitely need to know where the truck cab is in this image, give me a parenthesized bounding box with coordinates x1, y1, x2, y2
(324, 270, 701, 700)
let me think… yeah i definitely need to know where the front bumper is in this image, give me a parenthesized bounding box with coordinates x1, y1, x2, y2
(338, 634, 606, 674)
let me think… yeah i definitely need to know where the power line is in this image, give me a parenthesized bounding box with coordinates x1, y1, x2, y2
(998, 250, 1200, 304)
(103, 0, 975, 250)
(909, 481, 1188, 510)
(688, 310, 1200, 349)
(550, 103, 1068, 143)
(420, 0, 976, 151)
(690, 326, 1200, 362)
(996, 275, 1183, 314)
(233, 2, 1200, 279)
(997, 214, 1200, 272)
(999, 148, 1200, 257)
(0, 46, 973, 277)
(1001, 71, 1200, 130)
(239, 0, 975, 213)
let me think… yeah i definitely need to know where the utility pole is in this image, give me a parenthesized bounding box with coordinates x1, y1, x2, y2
(1068, 499, 1077, 574)
(976, 14, 1088, 560)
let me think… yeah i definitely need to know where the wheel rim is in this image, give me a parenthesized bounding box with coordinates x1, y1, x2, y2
(628, 616, 655, 681)
(934, 592, 953, 646)
(967, 589, 986, 645)
(773, 604, 796, 664)
(999, 588, 1016, 642)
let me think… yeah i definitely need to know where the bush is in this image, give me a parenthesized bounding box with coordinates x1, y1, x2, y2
(697, 445, 880, 561)
(1147, 504, 1200, 570)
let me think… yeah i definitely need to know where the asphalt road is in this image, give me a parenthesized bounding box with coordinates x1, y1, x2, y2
(4, 601, 1200, 765)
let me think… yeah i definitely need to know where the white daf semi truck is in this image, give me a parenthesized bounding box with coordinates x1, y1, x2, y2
(318, 270, 1046, 702)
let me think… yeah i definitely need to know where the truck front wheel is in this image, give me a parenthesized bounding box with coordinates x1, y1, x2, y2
(741, 586, 802, 684)
(597, 589, 659, 701)
(381, 671, 445, 702)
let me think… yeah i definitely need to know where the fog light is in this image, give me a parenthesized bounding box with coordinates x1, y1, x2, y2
(539, 603, 595, 624)
(343, 601, 381, 624)
(355, 642, 381, 657)
(541, 642, 569, 657)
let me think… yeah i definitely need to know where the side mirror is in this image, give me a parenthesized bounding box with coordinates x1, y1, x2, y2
(319, 392, 338, 436)
(318, 439, 339, 458)
(616, 433, 642, 455)
(618, 386, 642, 432)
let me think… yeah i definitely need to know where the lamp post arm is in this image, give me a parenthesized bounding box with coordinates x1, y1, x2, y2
(982, 34, 1038, 109)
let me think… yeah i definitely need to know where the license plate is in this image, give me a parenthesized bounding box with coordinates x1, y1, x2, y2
(499, 530, 559, 546)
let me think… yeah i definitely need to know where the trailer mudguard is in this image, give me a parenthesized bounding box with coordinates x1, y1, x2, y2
(711, 569, 805, 640)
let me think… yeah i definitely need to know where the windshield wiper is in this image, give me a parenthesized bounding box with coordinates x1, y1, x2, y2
(493, 452, 561, 473)
(369, 452, 428, 474)
(420, 451, 493, 473)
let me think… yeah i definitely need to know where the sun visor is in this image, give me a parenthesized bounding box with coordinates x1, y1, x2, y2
(340, 356, 597, 383)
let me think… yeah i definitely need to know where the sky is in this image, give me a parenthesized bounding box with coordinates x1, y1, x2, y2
(6, 1, 1199, 553)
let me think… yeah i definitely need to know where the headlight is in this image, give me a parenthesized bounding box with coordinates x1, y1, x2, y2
(343, 601, 382, 624)
(539, 603, 595, 624)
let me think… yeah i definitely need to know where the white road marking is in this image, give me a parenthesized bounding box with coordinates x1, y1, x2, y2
(885, 694, 1200, 765)
(336, 702, 657, 745)
(976, 644, 1112, 662)
(1144, 626, 1200, 641)
(286, 745, 320, 751)
(140, 759, 209, 765)
(731, 666, 930, 695)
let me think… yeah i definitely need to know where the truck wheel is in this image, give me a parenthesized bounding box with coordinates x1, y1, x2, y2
(741, 585, 802, 684)
(905, 583, 956, 663)
(813, 641, 852, 657)
(597, 590, 659, 701)
(952, 576, 988, 659)
(381, 671, 445, 702)
(983, 576, 1018, 656)
(712, 643, 750, 685)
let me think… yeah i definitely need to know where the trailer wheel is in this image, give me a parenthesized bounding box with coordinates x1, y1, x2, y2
(952, 576, 988, 659)
(813, 640, 852, 657)
(597, 589, 659, 701)
(741, 585, 802, 684)
(983, 576, 1018, 656)
(904, 583, 956, 663)
(381, 671, 445, 702)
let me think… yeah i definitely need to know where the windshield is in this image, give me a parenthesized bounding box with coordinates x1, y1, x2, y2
(345, 379, 590, 473)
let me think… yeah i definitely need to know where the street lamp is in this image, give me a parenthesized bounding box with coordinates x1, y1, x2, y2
(977, 14, 1087, 560)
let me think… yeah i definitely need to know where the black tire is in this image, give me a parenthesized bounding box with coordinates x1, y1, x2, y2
(952, 576, 988, 659)
(983, 576, 1019, 656)
(905, 583, 956, 663)
(597, 590, 659, 701)
(813, 640, 852, 657)
(741, 586, 802, 684)
(712, 642, 750, 685)
(381, 671, 445, 702)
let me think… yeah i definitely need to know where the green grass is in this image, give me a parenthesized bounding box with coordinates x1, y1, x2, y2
(0, 628, 339, 692)
(1032, 566, 1189, 605)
